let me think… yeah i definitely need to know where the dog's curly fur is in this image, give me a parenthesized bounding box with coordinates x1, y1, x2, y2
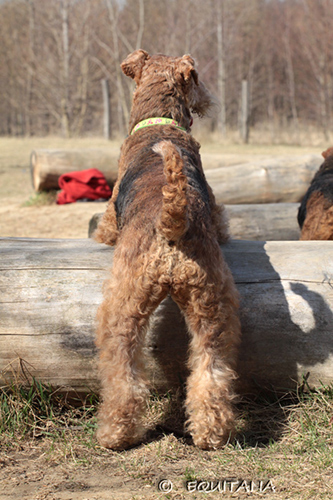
(298, 147, 333, 240)
(94, 50, 241, 451)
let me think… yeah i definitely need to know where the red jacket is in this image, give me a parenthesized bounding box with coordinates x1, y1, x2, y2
(57, 168, 112, 204)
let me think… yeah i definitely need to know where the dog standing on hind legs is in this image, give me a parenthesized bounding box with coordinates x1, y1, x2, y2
(94, 50, 241, 451)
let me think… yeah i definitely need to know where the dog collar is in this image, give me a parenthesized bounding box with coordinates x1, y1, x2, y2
(131, 117, 187, 135)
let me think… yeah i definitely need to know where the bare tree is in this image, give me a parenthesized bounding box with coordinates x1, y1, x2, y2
(283, 7, 300, 141)
(216, 0, 226, 135)
(60, 0, 70, 137)
(1, 0, 333, 139)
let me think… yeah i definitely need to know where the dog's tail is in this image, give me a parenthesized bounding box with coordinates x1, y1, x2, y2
(152, 140, 189, 241)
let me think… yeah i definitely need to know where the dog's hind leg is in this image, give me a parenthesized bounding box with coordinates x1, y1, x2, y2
(172, 261, 240, 450)
(96, 260, 168, 450)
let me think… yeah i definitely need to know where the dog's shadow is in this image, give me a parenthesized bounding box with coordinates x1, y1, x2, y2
(144, 240, 333, 448)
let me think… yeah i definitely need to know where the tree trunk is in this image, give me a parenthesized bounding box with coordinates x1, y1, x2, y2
(283, 20, 300, 143)
(216, 0, 226, 135)
(135, 0, 145, 50)
(61, 0, 70, 138)
(25, 0, 35, 137)
(1, 238, 332, 395)
(105, 0, 129, 134)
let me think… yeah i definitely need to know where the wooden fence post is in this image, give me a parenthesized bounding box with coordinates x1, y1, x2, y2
(101, 79, 110, 140)
(241, 80, 250, 143)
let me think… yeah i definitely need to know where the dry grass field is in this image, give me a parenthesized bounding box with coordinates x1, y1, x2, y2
(0, 134, 323, 239)
(1, 136, 333, 500)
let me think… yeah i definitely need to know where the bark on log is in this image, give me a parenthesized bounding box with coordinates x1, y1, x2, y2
(30, 149, 119, 192)
(204, 154, 321, 204)
(1, 238, 332, 395)
(88, 203, 301, 241)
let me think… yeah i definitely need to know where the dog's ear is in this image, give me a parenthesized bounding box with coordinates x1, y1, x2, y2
(121, 50, 150, 84)
(322, 147, 333, 159)
(178, 55, 199, 86)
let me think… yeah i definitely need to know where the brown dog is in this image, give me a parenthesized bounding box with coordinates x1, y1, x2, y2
(94, 50, 241, 450)
(298, 147, 333, 240)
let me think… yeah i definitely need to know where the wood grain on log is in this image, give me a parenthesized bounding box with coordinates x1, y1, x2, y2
(88, 203, 301, 241)
(30, 149, 119, 192)
(204, 155, 321, 204)
(227, 203, 300, 240)
(0, 238, 332, 395)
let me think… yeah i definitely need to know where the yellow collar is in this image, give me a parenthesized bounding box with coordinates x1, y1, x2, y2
(131, 117, 187, 135)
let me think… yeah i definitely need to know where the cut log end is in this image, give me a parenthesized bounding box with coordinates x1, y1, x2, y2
(30, 149, 120, 192)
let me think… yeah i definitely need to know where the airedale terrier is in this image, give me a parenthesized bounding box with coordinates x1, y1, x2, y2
(94, 50, 241, 450)
(298, 147, 333, 240)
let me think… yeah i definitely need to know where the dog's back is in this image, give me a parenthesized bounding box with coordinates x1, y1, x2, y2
(115, 128, 214, 250)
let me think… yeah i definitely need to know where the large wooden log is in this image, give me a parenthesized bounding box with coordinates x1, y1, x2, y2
(29, 150, 253, 192)
(204, 154, 321, 204)
(88, 203, 301, 241)
(1, 238, 332, 395)
(30, 149, 119, 192)
(227, 203, 300, 240)
(30, 150, 321, 204)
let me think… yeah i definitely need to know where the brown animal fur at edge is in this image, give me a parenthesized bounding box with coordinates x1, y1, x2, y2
(94, 50, 241, 451)
(298, 147, 333, 240)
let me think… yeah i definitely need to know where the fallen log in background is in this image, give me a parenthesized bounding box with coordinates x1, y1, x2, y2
(227, 203, 300, 240)
(205, 154, 321, 204)
(88, 203, 301, 241)
(1, 238, 332, 395)
(30, 149, 119, 192)
(30, 150, 256, 192)
(30, 149, 321, 204)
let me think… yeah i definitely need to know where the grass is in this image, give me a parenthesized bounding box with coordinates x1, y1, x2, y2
(0, 136, 121, 202)
(1, 379, 333, 497)
(22, 190, 58, 207)
(0, 379, 98, 445)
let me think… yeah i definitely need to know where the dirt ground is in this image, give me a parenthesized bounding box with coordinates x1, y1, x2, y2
(0, 445, 155, 500)
(1, 138, 330, 500)
(0, 432, 293, 500)
(0, 200, 109, 240)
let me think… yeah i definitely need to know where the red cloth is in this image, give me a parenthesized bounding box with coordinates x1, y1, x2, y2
(57, 168, 112, 204)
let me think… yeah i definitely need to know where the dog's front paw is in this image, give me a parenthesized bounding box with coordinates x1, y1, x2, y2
(94, 225, 119, 246)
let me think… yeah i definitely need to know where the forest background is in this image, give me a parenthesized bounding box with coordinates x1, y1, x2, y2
(1, 0, 332, 144)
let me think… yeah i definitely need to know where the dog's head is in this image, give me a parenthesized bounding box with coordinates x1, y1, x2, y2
(121, 50, 213, 130)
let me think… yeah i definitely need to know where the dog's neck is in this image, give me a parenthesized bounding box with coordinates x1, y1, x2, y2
(130, 117, 188, 135)
(127, 83, 193, 135)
